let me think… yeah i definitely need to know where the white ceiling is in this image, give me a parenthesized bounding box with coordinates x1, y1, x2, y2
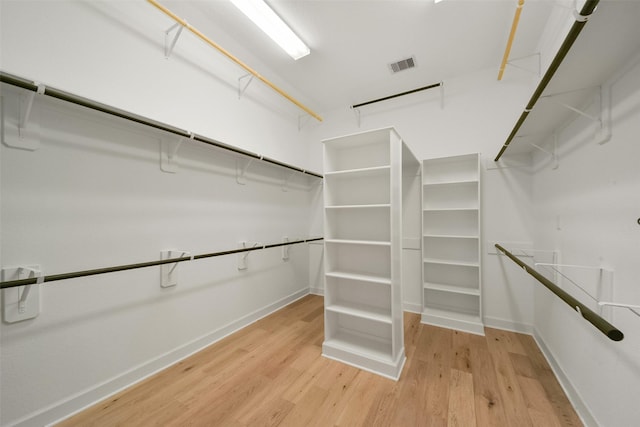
(162, 0, 556, 113)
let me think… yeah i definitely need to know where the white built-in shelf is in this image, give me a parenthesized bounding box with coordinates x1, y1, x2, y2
(326, 302, 392, 324)
(324, 165, 391, 179)
(423, 258, 479, 268)
(421, 153, 483, 336)
(325, 239, 391, 247)
(323, 127, 417, 380)
(423, 282, 480, 296)
(325, 271, 392, 286)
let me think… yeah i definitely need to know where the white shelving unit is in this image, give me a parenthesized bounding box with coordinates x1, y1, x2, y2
(421, 153, 484, 335)
(322, 127, 419, 380)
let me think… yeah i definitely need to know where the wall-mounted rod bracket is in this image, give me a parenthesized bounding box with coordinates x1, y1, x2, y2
(160, 250, 192, 287)
(1, 83, 45, 151)
(238, 74, 254, 99)
(534, 262, 613, 317)
(237, 241, 261, 270)
(2, 265, 42, 323)
(164, 21, 185, 58)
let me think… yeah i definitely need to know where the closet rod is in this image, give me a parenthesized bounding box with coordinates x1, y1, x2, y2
(0, 237, 324, 290)
(494, 0, 600, 161)
(495, 244, 623, 341)
(146, 0, 323, 122)
(0, 72, 323, 179)
(351, 83, 442, 109)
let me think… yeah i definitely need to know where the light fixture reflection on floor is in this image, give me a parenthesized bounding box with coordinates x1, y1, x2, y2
(229, 0, 310, 60)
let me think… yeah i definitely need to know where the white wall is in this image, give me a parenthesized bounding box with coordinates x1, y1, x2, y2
(302, 67, 538, 329)
(529, 54, 640, 427)
(0, 2, 317, 426)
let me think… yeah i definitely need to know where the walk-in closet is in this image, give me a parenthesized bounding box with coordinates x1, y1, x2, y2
(1, 1, 639, 426)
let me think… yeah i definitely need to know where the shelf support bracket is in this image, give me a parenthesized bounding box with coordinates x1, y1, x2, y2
(440, 81, 445, 109)
(238, 74, 254, 99)
(540, 85, 611, 145)
(164, 22, 185, 59)
(160, 132, 193, 173)
(236, 156, 262, 185)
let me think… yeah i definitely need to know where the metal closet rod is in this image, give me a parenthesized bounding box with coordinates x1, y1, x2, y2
(146, 0, 322, 122)
(494, 0, 600, 161)
(0, 237, 324, 290)
(495, 244, 623, 341)
(351, 83, 442, 109)
(0, 72, 323, 179)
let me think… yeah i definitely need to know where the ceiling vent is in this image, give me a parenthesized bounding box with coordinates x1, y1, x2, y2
(389, 56, 416, 74)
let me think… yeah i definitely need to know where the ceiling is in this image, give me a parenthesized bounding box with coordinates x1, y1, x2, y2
(161, 0, 556, 114)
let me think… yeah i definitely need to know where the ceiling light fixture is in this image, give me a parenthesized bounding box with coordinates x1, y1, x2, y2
(229, 0, 310, 60)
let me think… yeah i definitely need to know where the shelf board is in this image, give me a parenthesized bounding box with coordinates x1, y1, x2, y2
(325, 239, 391, 247)
(324, 329, 393, 363)
(423, 207, 478, 212)
(423, 258, 479, 268)
(422, 179, 478, 187)
(325, 271, 391, 286)
(326, 204, 391, 210)
(423, 234, 479, 240)
(423, 282, 480, 296)
(325, 165, 391, 178)
(326, 302, 392, 324)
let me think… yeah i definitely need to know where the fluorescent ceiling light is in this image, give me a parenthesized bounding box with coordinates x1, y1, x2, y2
(229, 0, 310, 60)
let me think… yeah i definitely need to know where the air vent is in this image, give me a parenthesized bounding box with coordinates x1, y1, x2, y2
(389, 56, 416, 73)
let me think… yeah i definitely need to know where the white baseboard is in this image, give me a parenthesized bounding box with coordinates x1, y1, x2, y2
(309, 286, 324, 296)
(11, 288, 311, 427)
(532, 329, 598, 427)
(483, 316, 533, 335)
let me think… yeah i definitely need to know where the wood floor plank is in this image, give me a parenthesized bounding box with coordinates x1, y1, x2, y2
(448, 369, 477, 427)
(58, 295, 583, 427)
(468, 333, 508, 427)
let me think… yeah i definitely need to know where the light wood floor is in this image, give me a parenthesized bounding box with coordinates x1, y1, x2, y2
(58, 295, 582, 426)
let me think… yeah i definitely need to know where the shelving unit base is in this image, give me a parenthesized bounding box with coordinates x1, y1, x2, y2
(322, 338, 406, 381)
(421, 309, 485, 336)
